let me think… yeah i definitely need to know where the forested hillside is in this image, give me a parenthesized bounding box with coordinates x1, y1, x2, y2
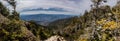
(47, 0, 120, 41)
(0, 0, 53, 41)
(0, 0, 120, 41)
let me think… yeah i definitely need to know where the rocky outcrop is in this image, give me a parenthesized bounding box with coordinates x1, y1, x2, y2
(21, 27, 37, 41)
(45, 35, 66, 41)
(0, 14, 9, 24)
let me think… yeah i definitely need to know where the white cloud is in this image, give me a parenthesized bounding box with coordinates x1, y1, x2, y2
(1, 0, 118, 15)
(17, 0, 92, 15)
(20, 10, 77, 15)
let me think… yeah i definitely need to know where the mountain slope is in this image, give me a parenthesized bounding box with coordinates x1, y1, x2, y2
(47, 2, 120, 41)
(20, 14, 74, 26)
(47, 16, 79, 32)
(0, 2, 53, 41)
(0, 14, 9, 23)
(0, 14, 37, 41)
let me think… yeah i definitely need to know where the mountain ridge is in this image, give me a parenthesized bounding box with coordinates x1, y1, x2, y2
(20, 14, 74, 26)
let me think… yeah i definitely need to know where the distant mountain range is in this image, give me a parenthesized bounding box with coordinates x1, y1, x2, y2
(20, 14, 74, 26)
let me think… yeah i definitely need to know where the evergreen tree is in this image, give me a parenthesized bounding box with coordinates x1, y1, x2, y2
(0, 2, 9, 17)
(5, 0, 19, 19)
(91, 0, 107, 8)
(5, 0, 16, 11)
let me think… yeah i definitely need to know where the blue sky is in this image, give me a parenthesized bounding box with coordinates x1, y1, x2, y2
(0, 0, 118, 15)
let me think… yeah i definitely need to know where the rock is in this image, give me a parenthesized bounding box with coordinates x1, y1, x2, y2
(45, 35, 66, 41)
(115, 36, 120, 41)
(0, 14, 9, 24)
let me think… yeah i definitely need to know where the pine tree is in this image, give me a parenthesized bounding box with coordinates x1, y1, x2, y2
(5, 0, 19, 19)
(91, 0, 107, 8)
(0, 2, 9, 17)
(5, 0, 16, 11)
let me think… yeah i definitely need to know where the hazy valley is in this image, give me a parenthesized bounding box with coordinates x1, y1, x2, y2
(20, 14, 74, 26)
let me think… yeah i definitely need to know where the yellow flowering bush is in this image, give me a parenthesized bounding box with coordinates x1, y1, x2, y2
(97, 18, 106, 24)
(103, 21, 117, 30)
(97, 19, 118, 30)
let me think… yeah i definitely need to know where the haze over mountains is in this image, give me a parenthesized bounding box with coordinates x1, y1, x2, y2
(20, 14, 74, 26)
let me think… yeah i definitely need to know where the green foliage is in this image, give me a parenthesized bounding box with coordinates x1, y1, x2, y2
(46, 0, 120, 41)
(0, 2, 19, 20)
(0, 0, 120, 41)
(6, 0, 16, 11)
(0, 2, 10, 17)
(0, 21, 24, 41)
(26, 21, 54, 40)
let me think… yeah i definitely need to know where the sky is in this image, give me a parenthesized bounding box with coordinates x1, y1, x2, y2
(0, 0, 118, 15)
